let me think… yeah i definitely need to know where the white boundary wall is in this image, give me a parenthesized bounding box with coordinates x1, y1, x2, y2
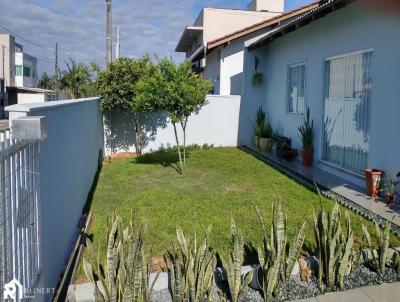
(6, 98, 103, 301)
(104, 95, 241, 155)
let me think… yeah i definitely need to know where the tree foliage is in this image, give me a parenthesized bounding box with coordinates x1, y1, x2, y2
(136, 58, 211, 173)
(60, 59, 99, 99)
(37, 72, 57, 90)
(38, 59, 99, 99)
(96, 55, 157, 156)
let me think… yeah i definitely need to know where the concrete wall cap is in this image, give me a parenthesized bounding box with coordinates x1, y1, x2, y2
(5, 97, 100, 113)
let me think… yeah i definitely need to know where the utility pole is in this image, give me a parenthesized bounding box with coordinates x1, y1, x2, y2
(106, 0, 112, 65)
(55, 42, 58, 77)
(1, 45, 5, 84)
(115, 25, 120, 60)
(55, 42, 59, 100)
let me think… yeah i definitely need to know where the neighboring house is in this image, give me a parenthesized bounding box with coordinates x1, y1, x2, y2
(176, 0, 285, 95)
(6, 86, 58, 105)
(238, 0, 400, 187)
(205, 1, 324, 94)
(0, 35, 38, 88)
(0, 34, 16, 87)
(14, 43, 38, 88)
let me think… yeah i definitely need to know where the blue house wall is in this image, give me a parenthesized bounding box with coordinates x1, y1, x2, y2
(239, 3, 400, 187)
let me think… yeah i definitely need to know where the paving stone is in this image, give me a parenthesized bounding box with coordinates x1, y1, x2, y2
(316, 288, 372, 302)
(361, 283, 400, 302)
(295, 298, 318, 302)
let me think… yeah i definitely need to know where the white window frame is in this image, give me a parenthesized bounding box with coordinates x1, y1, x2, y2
(286, 62, 307, 116)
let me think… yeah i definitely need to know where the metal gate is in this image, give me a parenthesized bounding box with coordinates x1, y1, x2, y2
(0, 128, 41, 298)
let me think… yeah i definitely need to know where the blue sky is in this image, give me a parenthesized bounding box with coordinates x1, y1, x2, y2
(0, 0, 312, 75)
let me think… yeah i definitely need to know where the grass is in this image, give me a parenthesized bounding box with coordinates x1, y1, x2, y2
(79, 147, 399, 279)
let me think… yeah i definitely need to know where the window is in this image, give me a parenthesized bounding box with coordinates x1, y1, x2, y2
(323, 50, 373, 174)
(23, 66, 31, 77)
(15, 66, 23, 76)
(287, 63, 306, 115)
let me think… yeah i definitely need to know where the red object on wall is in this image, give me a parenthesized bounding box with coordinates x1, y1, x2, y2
(364, 169, 384, 198)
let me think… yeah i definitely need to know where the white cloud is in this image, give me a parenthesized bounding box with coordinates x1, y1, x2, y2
(0, 0, 244, 75)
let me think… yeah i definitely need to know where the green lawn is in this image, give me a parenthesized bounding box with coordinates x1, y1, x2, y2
(83, 147, 398, 273)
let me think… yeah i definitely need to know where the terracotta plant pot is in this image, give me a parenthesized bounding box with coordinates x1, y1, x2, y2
(301, 148, 313, 167)
(385, 193, 395, 207)
(259, 138, 273, 152)
(364, 169, 384, 198)
(254, 136, 260, 148)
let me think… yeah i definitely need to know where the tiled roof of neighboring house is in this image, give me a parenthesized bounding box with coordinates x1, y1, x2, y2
(247, 0, 355, 50)
(208, 0, 355, 50)
(207, 0, 322, 50)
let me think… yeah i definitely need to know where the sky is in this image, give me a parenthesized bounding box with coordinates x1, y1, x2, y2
(0, 0, 312, 76)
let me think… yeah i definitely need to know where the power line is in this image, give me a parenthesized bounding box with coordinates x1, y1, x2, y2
(0, 24, 54, 52)
(0, 0, 104, 38)
(24, 0, 104, 27)
(0, 23, 94, 61)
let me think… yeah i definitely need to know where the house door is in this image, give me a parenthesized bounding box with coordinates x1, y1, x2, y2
(323, 50, 373, 174)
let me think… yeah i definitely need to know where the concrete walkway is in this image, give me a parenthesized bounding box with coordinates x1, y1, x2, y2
(70, 280, 400, 301)
(297, 282, 400, 302)
(244, 146, 400, 227)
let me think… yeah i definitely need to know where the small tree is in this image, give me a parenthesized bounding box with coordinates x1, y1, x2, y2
(136, 58, 211, 173)
(96, 55, 156, 156)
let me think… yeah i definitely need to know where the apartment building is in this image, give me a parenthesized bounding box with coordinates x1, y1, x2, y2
(0, 34, 38, 89)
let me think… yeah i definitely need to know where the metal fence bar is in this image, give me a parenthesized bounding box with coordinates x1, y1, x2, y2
(0, 130, 5, 289)
(0, 127, 41, 297)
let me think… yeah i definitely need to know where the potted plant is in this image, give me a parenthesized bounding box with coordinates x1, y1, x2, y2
(254, 107, 266, 148)
(381, 174, 398, 207)
(281, 142, 298, 162)
(364, 169, 384, 198)
(298, 108, 314, 167)
(252, 72, 264, 86)
(258, 120, 273, 152)
(273, 133, 290, 158)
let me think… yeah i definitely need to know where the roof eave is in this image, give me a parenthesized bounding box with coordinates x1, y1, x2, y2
(175, 26, 203, 53)
(207, 1, 322, 50)
(247, 0, 355, 51)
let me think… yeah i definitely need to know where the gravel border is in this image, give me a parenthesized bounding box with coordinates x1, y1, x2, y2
(149, 264, 399, 302)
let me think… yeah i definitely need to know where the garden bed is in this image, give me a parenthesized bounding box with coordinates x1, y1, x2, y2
(76, 147, 400, 283)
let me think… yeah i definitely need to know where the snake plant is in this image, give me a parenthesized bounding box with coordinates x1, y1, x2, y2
(254, 202, 306, 301)
(298, 107, 314, 149)
(166, 225, 217, 302)
(313, 186, 354, 291)
(83, 213, 157, 302)
(393, 251, 400, 274)
(361, 221, 391, 276)
(220, 219, 253, 302)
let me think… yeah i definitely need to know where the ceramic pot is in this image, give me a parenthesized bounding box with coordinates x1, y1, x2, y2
(385, 193, 395, 207)
(254, 136, 260, 148)
(259, 138, 273, 152)
(364, 169, 384, 198)
(301, 148, 313, 167)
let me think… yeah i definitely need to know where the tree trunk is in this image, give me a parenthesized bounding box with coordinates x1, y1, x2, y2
(173, 123, 184, 174)
(181, 119, 188, 167)
(133, 114, 142, 156)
